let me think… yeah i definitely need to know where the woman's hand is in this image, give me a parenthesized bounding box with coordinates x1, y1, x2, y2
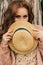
(1, 31, 13, 46)
(33, 29, 43, 43)
(33, 25, 43, 43)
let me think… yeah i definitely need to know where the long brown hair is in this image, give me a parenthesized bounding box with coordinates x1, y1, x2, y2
(2, 0, 34, 33)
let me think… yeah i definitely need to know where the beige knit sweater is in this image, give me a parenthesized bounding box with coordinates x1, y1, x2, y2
(0, 42, 43, 65)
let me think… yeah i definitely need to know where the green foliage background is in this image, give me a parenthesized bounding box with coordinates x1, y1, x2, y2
(41, 0, 43, 25)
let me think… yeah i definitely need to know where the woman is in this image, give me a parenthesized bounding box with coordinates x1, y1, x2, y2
(0, 0, 43, 65)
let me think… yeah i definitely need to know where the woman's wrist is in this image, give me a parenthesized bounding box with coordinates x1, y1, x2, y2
(1, 40, 8, 48)
(39, 41, 43, 50)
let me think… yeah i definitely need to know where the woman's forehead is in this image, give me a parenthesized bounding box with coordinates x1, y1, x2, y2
(16, 7, 28, 15)
(13, 7, 28, 15)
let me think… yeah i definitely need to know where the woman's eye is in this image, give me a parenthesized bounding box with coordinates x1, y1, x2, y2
(15, 15, 20, 18)
(23, 15, 28, 18)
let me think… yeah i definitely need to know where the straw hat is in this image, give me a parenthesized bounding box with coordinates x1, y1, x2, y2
(8, 21, 38, 54)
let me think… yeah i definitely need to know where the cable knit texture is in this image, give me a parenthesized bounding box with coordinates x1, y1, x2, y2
(0, 43, 43, 65)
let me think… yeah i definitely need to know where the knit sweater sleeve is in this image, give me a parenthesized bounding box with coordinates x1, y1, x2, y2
(0, 42, 15, 65)
(38, 42, 43, 58)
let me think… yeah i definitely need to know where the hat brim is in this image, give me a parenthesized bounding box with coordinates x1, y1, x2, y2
(8, 21, 38, 54)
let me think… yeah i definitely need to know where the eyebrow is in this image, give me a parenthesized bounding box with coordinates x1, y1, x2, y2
(15, 15, 28, 17)
(15, 15, 21, 17)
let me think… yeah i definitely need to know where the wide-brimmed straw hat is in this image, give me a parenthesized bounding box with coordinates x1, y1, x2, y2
(8, 21, 38, 54)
